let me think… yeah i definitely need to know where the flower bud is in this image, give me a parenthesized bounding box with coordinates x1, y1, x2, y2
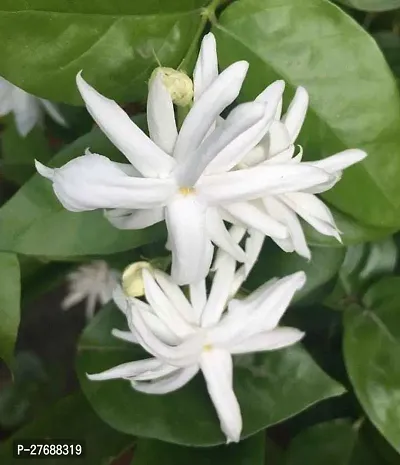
(122, 261, 153, 297)
(150, 67, 193, 107)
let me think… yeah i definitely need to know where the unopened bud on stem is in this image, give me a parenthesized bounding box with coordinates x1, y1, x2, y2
(150, 67, 193, 107)
(122, 261, 153, 297)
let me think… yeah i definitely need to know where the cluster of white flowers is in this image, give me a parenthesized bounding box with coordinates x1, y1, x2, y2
(34, 33, 366, 442)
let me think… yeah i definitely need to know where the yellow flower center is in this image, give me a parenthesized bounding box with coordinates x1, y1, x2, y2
(203, 344, 213, 352)
(179, 186, 195, 196)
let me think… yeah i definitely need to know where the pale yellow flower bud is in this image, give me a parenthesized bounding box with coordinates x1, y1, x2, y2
(122, 261, 153, 297)
(151, 67, 193, 107)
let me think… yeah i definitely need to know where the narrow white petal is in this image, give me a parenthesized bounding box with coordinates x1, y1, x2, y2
(193, 32, 218, 101)
(39, 99, 67, 126)
(302, 173, 341, 194)
(211, 224, 246, 271)
(153, 269, 196, 324)
(173, 61, 249, 163)
(262, 196, 310, 260)
(201, 253, 236, 328)
(132, 363, 179, 381)
(206, 208, 246, 263)
(255, 80, 285, 108)
(112, 286, 128, 314)
(200, 349, 242, 443)
(189, 280, 207, 323)
(244, 228, 265, 276)
(166, 195, 214, 285)
(87, 358, 162, 381)
(308, 149, 367, 174)
(178, 102, 266, 184)
(133, 364, 199, 394)
(199, 164, 331, 204)
(111, 328, 138, 344)
(229, 327, 305, 354)
(225, 202, 288, 240)
(76, 72, 175, 177)
(105, 207, 164, 230)
(129, 308, 203, 367)
(36, 153, 174, 212)
(147, 71, 177, 154)
(142, 269, 194, 338)
(282, 193, 341, 241)
(13, 91, 41, 136)
(266, 121, 292, 157)
(264, 144, 295, 164)
(281, 87, 308, 143)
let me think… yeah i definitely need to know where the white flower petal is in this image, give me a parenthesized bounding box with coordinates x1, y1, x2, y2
(105, 207, 164, 230)
(199, 164, 331, 204)
(36, 154, 174, 212)
(76, 72, 175, 177)
(193, 32, 218, 101)
(281, 86, 308, 143)
(13, 91, 41, 136)
(153, 269, 196, 324)
(266, 121, 292, 157)
(228, 327, 305, 354)
(147, 71, 177, 154)
(142, 269, 194, 338)
(308, 149, 367, 174)
(206, 208, 246, 263)
(244, 228, 265, 276)
(166, 194, 214, 285)
(282, 192, 341, 241)
(133, 363, 179, 381)
(224, 202, 288, 240)
(39, 99, 68, 126)
(87, 358, 162, 381)
(262, 196, 310, 260)
(255, 80, 285, 121)
(173, 61, 249, 163)
(211, 224, 246, 271)
(133, 364, 199, 394)
(112, 286, 128, 314)
(189, 280, 207, 323)
(111, 328, 138, 344)
(200, 349, 242, 443)
(201, 252, 236, 328)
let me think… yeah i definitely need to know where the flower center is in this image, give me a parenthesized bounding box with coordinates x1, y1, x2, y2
(203, 343, 213, 352)
(179, 186, 195, 196)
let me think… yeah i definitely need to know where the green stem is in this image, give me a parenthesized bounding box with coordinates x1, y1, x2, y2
(178, 0, 221, 74)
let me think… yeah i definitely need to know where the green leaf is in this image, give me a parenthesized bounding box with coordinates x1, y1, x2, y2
(0, 252, 20, 366)
(284, 419, 380, 465)
(1, 119, 52, 185)
(0, 119, 165, 257)
(374, 32, 400, 78)
(213, 0, 400, 229)
(344, 279, 400, 452)
(246, 240, 345, 306)
(336, 0, 400, 12)
(0, 0, 209, 105)
(76, 304, 345, 446)
(134, 434, 265, 465)
(0, 393, 133, 465)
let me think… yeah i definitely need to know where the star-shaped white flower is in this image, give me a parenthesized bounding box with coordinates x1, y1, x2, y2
(36, 33, 332, 285)
(0, 76, 67, 137)
(240, 86, 367, 259)
(87, 252, 306, 443)
(62, 260, 119, 320)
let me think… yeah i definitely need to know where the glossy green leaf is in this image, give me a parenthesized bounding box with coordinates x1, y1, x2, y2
(246, 240, 345, 305)
(0, 393, 133, 465)
(134, 434, 265, 465)
(284, 419, 380, 465)
(0, 253, 20, 366)
(0, 119, 165, 257)
(0, 0, 208, 104)
(214, 0, 400, 228)
(1, 119, 52, 185)
(337, 0, 400, 12)
(344, 279, 400, 452)
(77, 304, 345, 446)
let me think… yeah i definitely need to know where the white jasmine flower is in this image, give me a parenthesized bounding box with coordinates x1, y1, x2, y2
(88, 257, 305, 443)
(0, 76, 67, 137)
(62, 260, 119, 320)
(240, 87, 367, 259)
(36, 33, 332, 285)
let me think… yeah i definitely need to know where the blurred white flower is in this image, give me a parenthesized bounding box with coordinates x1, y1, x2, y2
(36, 33, 332, 285)
(62, 260, 119, 320)
(0, 76, 67, 137)
(88, 252, 305, 443)
(240, 87, 367, 259)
